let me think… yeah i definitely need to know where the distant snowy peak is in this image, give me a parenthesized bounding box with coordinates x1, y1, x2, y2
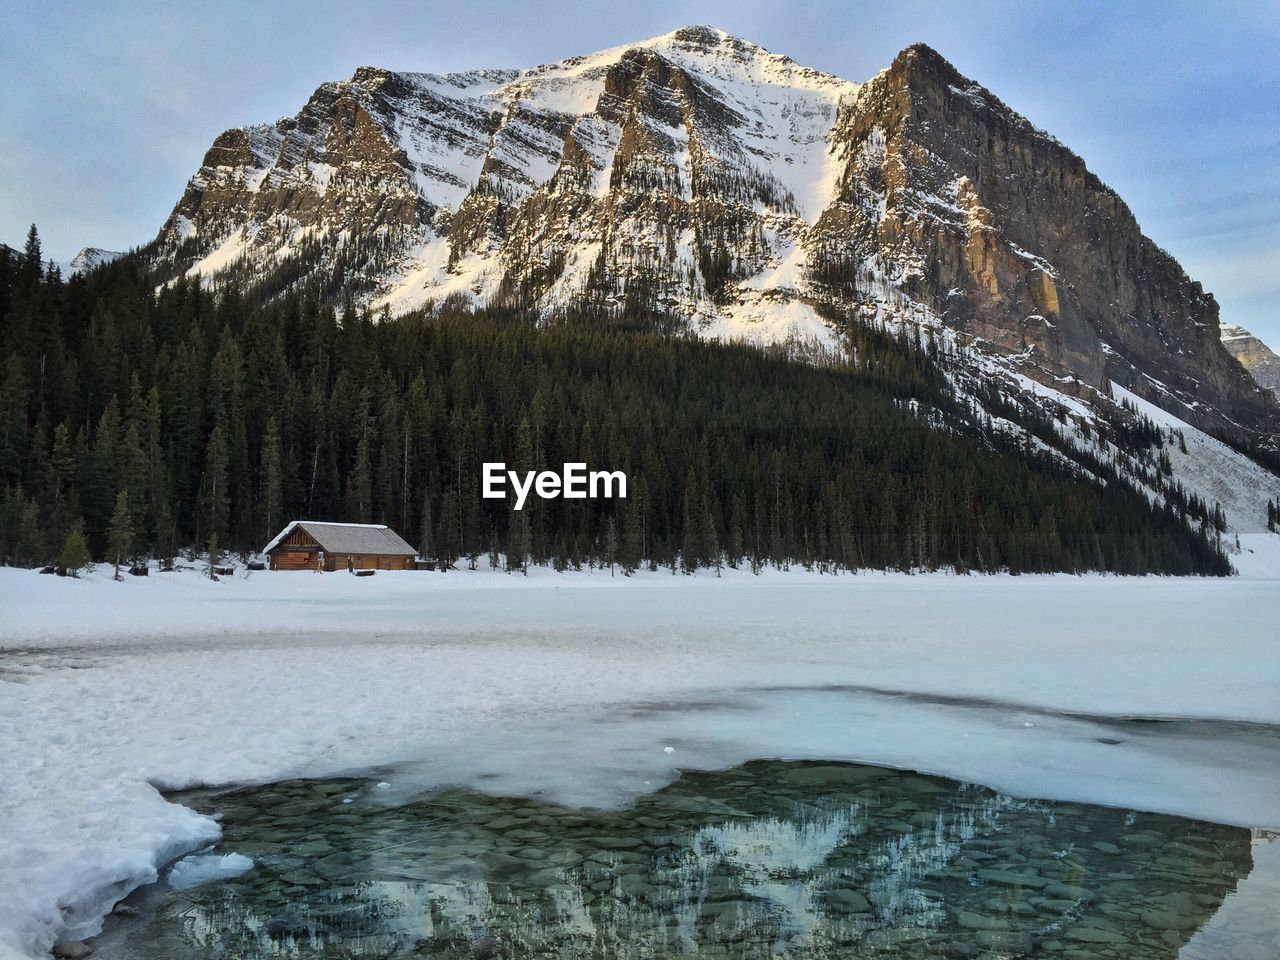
(1221, 324, 1280, 396)
(146, 27, 1279, 446)
(69, 247, 123, 274)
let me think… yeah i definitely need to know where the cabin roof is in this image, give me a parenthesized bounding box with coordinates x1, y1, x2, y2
(263, 521, 417, 557)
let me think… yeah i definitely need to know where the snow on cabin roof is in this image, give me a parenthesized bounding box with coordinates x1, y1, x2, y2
(263, 521, 417, 557)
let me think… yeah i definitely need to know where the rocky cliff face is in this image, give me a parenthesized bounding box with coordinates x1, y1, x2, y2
(811, 44, 1276, 439)
(146, 26, 1279, 444)
(1222, 325, 1280, 397)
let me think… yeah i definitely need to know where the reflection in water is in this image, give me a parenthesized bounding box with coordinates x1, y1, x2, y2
(95, 761, 1274, 959)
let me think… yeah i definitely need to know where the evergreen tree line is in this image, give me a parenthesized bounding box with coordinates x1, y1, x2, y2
(0, 226, 1233, 575)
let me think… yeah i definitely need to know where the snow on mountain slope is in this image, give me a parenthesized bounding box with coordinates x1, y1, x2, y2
(905, 322, 1280, 575)
(368, 27, 858, 339)
(1113, 383, 1280, 535)
(138, 27, 1280, 554)
(146, 27, 1279, 457)
(155, 27, 856, 331)
(67, 247, 123, 274)
(1100, 381, 1280, 577)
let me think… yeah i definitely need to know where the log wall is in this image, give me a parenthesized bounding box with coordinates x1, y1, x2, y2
(268, 549, 415, 571)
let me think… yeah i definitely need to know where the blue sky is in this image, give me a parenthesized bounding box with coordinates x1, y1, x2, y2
(3, 0, 1277, 345)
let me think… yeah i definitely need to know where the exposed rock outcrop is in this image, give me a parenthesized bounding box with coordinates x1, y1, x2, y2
(1221, 325, 1280, 397)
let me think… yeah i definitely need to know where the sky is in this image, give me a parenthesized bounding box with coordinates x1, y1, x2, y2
(2, 0, 1278, 345)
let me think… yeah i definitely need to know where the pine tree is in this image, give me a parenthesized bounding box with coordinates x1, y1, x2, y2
(0, 355, 27, 485)
(418, 488, 433, 561)
(46, 422, 77, 553)
(153, 486, 177, 570)
(507, 507, 530, 575)
(727, 495, 744, 569)
(374, 394, 401, 525)
(206, 532, 222, 580)
(620, 493, 643, 574)
(512, 417, 536, 569)
(143, 388, 166, 555)
(0, 252, 1240, 580)
(107, 490, 133, 580)
(117, 422, 147, 538)
(681, 464, 700, 573)
(261, 417, 283, 541)
(436, 488, 461, 570)
(83, 398, 123, 553)
(200, 425, 230, 549)
(0, 487, 42, 567)
(19, 224, 43, 291)
(60, 524, 88, 577)
(604, 514, 618, 577)
(345, 436, 373, 522)
(701, 476, 721, 577)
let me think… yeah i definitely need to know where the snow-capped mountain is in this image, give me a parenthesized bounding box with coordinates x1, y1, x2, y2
(68, 247, 123, 275)
(147, 26, 1278, 451)
(1221, 325, 1280, 397)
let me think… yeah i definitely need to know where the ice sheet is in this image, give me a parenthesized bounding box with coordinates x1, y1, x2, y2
(2, 565, 1279, 958)
(165, 852, 254, 891)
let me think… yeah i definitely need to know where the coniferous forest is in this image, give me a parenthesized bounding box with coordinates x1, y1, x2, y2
(0, 227, 1233, 576)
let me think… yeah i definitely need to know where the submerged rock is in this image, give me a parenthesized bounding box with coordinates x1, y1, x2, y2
(263, 916, 311, 939)
(122, 760, 1257, 960)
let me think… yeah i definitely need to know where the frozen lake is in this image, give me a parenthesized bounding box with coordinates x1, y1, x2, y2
(2, 566, 1279, 958)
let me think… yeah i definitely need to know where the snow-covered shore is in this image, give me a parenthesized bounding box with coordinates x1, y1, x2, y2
(2, 563, 1279, 958)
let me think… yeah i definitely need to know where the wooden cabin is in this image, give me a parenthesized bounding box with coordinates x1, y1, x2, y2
(263, 521, 418, 571)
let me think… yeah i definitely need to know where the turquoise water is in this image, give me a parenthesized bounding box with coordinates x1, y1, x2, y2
(95, 761, 1277, 959)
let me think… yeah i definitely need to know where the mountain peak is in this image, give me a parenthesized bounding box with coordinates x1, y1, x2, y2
(1221, 325, 1280, 396)
(145, 30, 1279, 443)
(665, 24, 733, 46)
(566, 25, 788, 78)
(889, 41, 965, 86)
(894, 42, 948, 66)
(636, 25, 766, 54)
(68, 247, 123, 275)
